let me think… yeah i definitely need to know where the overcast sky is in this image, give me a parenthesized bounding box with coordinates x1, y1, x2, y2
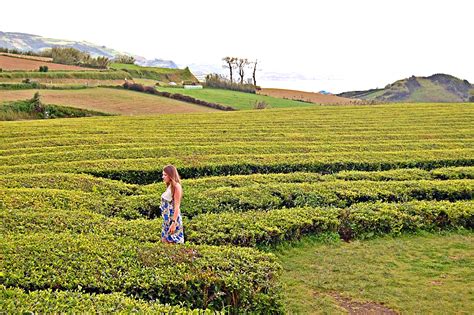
(2, 0, 473, 93)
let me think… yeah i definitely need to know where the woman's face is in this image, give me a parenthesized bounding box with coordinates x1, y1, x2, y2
(162, 171, 170, 184)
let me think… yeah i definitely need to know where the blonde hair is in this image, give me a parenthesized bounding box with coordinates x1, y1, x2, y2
(163, 164, 182, 202)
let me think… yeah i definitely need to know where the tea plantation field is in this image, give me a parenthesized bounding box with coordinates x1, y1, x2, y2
(1, 103, 473, 313)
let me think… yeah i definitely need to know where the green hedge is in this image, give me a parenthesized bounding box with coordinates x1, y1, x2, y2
(1, 233, 283, 313)
(0, 285, 215, 314)
(0, 173, 138, 195)
(181, 179, 473, 216)
(2, 201, 472, 247)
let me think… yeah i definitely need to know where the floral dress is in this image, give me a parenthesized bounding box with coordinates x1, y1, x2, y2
(160, 185, 184, 243)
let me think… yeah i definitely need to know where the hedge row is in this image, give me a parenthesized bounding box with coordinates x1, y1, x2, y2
(181, 179, 473, 216)
(0, 188, 157, 219)
(2, 167, 471, 195)
(2, 179, 472, 220)
(1, 233, 283, 313)
(122, 82, 235, 111)
(2, 200, 472, 247)
(0, 173, 138, 195)
(3, 139, 472, 158)
(189, 200, 474, 244)
(3, 151, 468, 181)
(3, 141, 473, 167)
(0, 285, 215, 314)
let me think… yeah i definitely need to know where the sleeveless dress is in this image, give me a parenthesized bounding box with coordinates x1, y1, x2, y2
(160, 185, 184, 243)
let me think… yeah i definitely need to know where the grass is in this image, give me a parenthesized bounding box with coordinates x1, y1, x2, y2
(274, 231, 474, 314)
(110, 63, 183, 74)
(157, 87, 316, 110)
(410, 78, 463, 102)
(110, 63, 197, 82)
(0, 88, 219, 115)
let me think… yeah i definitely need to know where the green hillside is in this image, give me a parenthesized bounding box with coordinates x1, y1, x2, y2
(157, 86, 314, 110)
(110, 63, 197, 83)
(339, 73, 473, 102)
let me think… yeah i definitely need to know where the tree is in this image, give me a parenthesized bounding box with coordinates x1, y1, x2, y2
(236, 58, 249, 84)
(222, 57, 237, 83)
(31, 92, 44, 113)
(252, 59, 258, 87)
(95, 56, 111, 69)
(114, 55, 136, 64)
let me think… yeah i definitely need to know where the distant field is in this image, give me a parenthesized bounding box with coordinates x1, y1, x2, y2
(259, 88, 355, 104)
(0, 52, 53, 62)
(0, 77, 125, 87)
(0, 88, 219, 115)
(0, 55, 94, 71)
(157, 87, 314, 110)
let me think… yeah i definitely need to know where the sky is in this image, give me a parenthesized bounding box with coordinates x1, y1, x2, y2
(2, 0, 473, 93)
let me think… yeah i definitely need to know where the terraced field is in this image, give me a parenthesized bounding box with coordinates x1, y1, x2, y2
(1, 103, 473, 313)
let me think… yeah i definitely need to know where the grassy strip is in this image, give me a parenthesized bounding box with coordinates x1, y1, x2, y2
(0, 285, 215, 314)
(110, 63, 197, 82)
(156, 87, 313, 110)
(275, 231, 474, 314)
(1, 233, 282, 313)
(0, 70, 131, 80)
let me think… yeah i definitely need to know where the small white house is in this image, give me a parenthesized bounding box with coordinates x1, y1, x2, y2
(184, 85, 203, 89)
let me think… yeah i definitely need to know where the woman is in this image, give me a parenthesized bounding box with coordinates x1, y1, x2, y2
(160, 165, 184, 244)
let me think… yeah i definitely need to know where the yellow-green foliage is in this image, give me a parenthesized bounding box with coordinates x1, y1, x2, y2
(1, 102, 473, 312)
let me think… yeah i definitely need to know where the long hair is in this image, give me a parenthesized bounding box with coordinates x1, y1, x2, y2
(163, 164, 182, 202)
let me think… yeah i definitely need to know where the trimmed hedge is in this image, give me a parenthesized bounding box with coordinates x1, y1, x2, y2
(1, 233, 283, 313)
(0, 285, 216, 314)
(2, 201, 472, 247)
(181, 179, 473, 216)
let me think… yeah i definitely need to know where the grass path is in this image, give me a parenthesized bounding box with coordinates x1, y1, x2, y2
(273, 231, 474, 314)
(157, 87, 314, 110)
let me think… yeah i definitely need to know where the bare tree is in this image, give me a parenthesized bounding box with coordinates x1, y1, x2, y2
(252, 59, 258, 87)
(237, 58, 249, 84)
(222, 57, 237, 83)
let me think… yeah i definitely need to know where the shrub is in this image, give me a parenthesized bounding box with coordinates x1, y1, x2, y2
(113, 55, 136, 64)
(38, 65, 49, 72)
(205, 73, 258, 94)
(2, 233, 283, 312)
(254, 100, 270, 109)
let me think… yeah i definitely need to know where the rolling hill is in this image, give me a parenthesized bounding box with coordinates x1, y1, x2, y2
(338, 73, 474, 102)
(0, 31, 177, 68)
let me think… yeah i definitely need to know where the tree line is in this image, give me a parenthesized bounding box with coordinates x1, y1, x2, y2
(222, 57, 258, 86)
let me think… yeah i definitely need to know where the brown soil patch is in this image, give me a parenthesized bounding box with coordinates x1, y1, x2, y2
(0, 55, 94, 71)
(321, 292, 398, 314)
(0, 52, 53, 62)
(0, 88, 219, 115)
(258, 88, 355, 105)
